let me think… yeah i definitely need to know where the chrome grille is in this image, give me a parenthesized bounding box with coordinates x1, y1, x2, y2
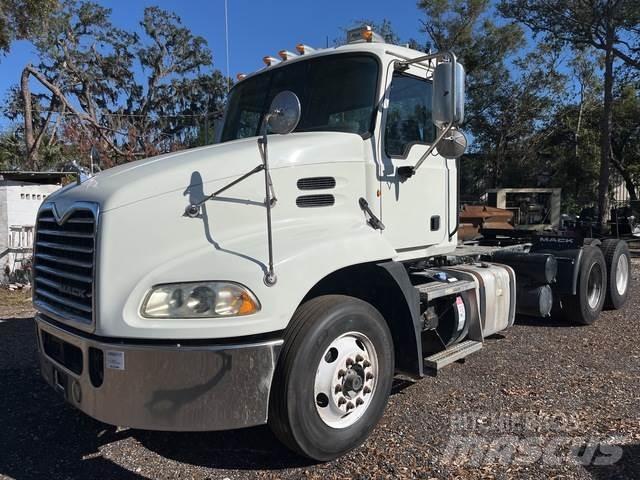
(33, 204, 97, 327)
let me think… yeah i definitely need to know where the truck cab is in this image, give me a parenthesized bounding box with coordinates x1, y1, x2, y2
(32, 26, 630, 461)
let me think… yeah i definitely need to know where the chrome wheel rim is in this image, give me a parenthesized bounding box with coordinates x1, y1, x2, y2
(586, 262, 603, 309)
(616, 254, 629, 296)
(313, 332, 378, 429)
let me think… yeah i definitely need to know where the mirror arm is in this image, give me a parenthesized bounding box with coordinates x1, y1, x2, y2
(184, 163, 265, 217)
(399, 50, 458, 130)
(395, 50, 456, 70)
(396, 50, 459, 181)
(258, 118, 277, 286)
(450, 52, 457, 130)
(259, 111, 279, 203)
(397, 123, 454, 180)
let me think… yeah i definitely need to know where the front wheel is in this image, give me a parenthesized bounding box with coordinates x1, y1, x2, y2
(268, 295, 394, 461)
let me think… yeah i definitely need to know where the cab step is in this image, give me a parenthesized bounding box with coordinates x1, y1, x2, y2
(415, 279, 476, 302)
(424, 340, 483, 371)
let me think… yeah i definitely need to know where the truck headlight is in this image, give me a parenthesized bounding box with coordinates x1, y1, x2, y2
(142, 282, 260, 318)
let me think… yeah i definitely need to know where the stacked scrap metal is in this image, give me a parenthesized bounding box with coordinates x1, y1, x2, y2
(459, 205, 513, 241)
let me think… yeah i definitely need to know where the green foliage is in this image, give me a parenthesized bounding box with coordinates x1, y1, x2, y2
(0, 0, 59, 56)
(8, 0, 228, 169)
(417, 0, 565, 192)
(340, 1, 640, 212)
(611, 83, 640, 199)
(419, 0, 640, 212)
(0, 130, 23, 169)
(499, 0, 640, 222)
(2, 0, 639, 213)
(498, 0, 640, 69)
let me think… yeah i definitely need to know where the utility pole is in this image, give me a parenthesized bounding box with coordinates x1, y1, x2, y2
(224, 0, 230, 94)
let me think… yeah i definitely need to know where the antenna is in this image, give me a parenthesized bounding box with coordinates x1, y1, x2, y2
(224, 0, 230, 93)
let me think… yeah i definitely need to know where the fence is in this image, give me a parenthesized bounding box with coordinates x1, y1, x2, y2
(3, 225, 33, 284)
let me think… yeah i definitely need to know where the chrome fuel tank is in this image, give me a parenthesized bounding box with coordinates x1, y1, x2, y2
(442, 263, 516, 337)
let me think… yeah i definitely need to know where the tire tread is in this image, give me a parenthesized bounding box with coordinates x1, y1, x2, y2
(268, 295, 393, 460)
(563, 246, 606, 325)
(269, 296, 337, 454)
(600, 239, 630, 309)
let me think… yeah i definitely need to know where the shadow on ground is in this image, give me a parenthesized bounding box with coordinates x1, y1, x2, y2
(585, 443, 640, 479)
(514, 313, 573, 327)
(0, 316, 314, 479)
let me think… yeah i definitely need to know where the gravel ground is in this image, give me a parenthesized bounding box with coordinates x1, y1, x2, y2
(1, 261, 639, 480)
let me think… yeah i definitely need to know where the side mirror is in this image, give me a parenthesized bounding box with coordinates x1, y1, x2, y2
(266, 90, 301, 135)
(437, 128, 467, 159)
(432, 61, 465, 128)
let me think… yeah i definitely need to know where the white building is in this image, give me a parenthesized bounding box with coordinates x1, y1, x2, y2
(0, 171, 66, 282)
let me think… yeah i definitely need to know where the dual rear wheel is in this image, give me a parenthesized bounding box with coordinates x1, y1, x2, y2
(563, 240, 631, 325)
(601, 239, 631, 310)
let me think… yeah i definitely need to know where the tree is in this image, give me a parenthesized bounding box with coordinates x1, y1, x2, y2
(0, 130, 23, 168)
(499, 0, 640, 226)
(417, 0, 566, 190)
(12, 0, 227, 170)
(0, 0, 59, 56)
(610, 83, 640, 200)
(417, 0, 525, 123)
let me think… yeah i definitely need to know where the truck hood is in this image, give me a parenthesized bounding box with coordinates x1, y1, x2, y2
(47, 131, 366, 212)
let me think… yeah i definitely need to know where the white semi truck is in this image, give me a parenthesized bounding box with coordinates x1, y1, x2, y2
(33, 27, 631, 461)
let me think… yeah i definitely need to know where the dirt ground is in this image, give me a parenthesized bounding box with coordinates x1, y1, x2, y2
(1, 262, 639, 479)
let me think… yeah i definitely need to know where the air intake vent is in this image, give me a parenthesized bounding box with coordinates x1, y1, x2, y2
(297, 176, 336, 190)
(296, 194, 335, 208)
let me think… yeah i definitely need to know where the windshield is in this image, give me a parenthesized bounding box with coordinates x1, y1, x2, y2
(220, 53, 379, 142)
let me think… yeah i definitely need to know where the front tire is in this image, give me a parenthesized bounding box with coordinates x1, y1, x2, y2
(269, 295, 394, 461)
(564, 246, 607, 325)
(600, 239, 631, 309)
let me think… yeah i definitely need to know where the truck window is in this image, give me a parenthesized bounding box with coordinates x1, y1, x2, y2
(221, 54, 379, 142)
(384, 72, 435, 157)
(222, 72, 270, 141)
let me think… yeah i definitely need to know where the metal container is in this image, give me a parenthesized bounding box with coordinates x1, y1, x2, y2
(443, 263, 516, 337)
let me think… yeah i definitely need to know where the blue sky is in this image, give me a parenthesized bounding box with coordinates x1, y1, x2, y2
(0, 0, 431, 128)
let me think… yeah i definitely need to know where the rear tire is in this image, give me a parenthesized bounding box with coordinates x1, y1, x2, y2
(563, 246, 607, 325)
(600, 239, 631, 309)
(268, 295, 394, 461)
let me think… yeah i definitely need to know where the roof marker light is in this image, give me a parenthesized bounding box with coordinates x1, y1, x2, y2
(278, 50, 299, 61)
(263, 56, 281, 66)
(346, 25, 386, 44)
(236, 73, 246, 80)
(362, 25, 374, 42)
(296, 43, 316, 55)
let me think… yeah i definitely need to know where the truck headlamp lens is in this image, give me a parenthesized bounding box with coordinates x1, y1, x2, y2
(142, 282, 260, 318)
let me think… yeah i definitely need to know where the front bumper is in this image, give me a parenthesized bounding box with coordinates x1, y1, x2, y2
(35, 315, 283, 431)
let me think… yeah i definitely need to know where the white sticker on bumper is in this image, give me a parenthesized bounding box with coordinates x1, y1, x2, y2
(106, 350, 125, 370)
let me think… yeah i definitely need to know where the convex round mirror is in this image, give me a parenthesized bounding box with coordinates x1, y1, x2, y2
(437, 128, 467, 159)
(267, 90, 301, 134)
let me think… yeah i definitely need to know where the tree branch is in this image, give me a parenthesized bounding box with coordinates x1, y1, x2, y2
(612, 46, 640, 68)
(23, 65, 144, 158)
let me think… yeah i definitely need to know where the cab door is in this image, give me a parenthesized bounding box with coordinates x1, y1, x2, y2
(378, 65, 448, 254)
